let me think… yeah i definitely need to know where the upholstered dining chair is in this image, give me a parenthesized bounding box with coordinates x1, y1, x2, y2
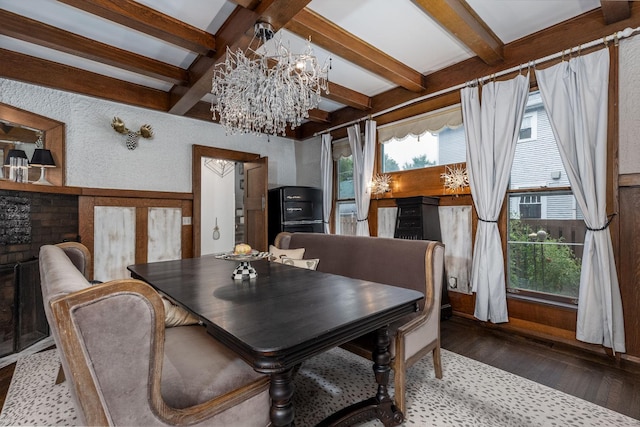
(55, 241, 92, 279)
(40, 244, 271, 426)
(274, 232, 445, 415)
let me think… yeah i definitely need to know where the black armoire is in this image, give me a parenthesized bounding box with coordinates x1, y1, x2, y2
(394, 196, 452, 319)
(268, 186, 323, 245)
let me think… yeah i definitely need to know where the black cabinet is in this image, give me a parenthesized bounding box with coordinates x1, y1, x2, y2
(395, 196, 442, 240)
(268, 186, 323, 244)
(394, 196, 452, 319)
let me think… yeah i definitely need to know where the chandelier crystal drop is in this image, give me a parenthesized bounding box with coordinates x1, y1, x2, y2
(211, 22, 330, 136)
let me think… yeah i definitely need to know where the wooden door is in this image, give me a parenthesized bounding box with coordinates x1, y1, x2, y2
(244, 158, 268, 251)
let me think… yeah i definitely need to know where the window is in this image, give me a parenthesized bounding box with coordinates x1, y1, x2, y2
(507, 91, 582, 303)
(518, 112, 537, 141)
(519, 195, 541, 218)
(378, 106, 466, 173)
(381, 126, 466, 173)
(335, 155, 356, 236)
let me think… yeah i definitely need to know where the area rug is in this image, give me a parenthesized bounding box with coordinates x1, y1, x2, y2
(1, 347, 638, 427)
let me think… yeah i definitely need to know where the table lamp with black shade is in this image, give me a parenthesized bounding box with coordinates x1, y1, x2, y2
(30, 148, 56, 185)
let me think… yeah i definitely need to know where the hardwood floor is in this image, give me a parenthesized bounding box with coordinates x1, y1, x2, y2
(441, 316, 640, 420)
(0, 316, 638, 421)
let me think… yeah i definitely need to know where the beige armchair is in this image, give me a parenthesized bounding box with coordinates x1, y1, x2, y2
(40, 244, 270, 426)
(55, 241, 92, 279)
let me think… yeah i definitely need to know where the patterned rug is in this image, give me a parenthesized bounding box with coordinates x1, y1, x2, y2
(1, 347, 638, 426)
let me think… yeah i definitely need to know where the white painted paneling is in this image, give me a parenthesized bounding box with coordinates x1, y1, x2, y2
(148, 207, 182, 262)
(439, 205, 472, 294)
(619, 37, 640, 175)
(377, 207, 397, 238)
(93, 206, 136, 282)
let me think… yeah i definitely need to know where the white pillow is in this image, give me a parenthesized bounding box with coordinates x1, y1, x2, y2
(162, 297, 201, 328)
(280, 257, 319, 270)
(268, 245, 305, 261)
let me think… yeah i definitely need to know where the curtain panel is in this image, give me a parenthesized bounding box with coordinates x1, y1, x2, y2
(347, 121, 377, 236)
(535, 49, 625, 353)
(461, 73, 530, 323)
(320, 134, 333, 234)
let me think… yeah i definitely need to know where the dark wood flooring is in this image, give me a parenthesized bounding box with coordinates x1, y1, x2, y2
(0, 317, 638, 421)
(441, 316, 640, 420)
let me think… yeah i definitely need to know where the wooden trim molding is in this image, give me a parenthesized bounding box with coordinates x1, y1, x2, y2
(619, 173, 640, 187)
(0, 102, 65, 186)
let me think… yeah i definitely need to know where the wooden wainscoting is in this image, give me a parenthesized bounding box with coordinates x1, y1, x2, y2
(79, 188, 192, 282)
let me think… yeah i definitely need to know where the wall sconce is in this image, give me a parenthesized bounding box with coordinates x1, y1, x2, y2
(441, 165, 469, 195)
(30, 149, 56, 185)
(4, 149, 29, 183)
(371, 173, 392, 197)
(111, 117, 153, 150)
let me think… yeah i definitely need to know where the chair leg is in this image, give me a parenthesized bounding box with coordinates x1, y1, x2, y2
(394, 362, 406, 415)
(433, 347, 443, 379)
(55, 365, 66, 385)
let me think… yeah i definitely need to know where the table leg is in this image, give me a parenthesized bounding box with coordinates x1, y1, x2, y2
(269, 368, 295, 426)
(317, 326, 404, 427)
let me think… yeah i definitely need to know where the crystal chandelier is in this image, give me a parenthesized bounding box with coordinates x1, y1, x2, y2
(211, 22, 330, 136)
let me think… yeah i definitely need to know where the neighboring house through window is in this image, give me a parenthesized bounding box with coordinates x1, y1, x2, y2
(507, 91, 583, 303)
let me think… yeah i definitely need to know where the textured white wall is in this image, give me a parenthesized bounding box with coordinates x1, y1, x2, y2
(619, 37, 640, 175)
(294, 136, 322, 188)
(0, 78, 299, 192)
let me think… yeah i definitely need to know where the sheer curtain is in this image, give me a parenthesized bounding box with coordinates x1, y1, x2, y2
(347, 120, 376, 236)
(536, 49, 625, 353)
(320, 134, 333, 234)
(461, 73, 529, 323)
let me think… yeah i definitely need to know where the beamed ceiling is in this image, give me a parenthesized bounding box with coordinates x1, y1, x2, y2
(0, 0, 638, 140)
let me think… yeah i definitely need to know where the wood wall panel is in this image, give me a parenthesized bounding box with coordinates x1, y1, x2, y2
(93, 206, 136, 282)
(619, 186, 640, 357)
(147, 207, 182, 262)
(78, 194, 193, 281)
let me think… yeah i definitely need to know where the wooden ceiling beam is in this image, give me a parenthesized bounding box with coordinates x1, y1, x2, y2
(57, 0, 216, 56)
(169, 0, 313, 115)
(286, 9, 426, 92)
(0, 9, 189, 86)
(326, 82, 371, 111)
(0, 48, 170, 111)
(232, 0, 261, 10)
(600, 1, 631, 25)
(412, 0, 503, 65)
(307, 109, 331, 124)
(297, 3, 640, 139)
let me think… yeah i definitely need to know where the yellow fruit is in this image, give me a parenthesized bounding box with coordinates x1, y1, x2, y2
(234, 243, 252, 255)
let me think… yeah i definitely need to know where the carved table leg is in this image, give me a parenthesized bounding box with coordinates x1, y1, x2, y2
(317, 326, 404, 427)
(269, 368, 295, 426)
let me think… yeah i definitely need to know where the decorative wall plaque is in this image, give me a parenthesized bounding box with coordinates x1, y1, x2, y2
(0, 195, 31, 245)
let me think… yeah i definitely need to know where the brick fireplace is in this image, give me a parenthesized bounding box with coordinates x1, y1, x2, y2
(0, 189, 79, 357)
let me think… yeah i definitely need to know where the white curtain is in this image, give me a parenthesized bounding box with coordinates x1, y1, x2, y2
(347, 120, 377, 236)
(461, 73, 529, 323)
(320, 133, 333, 234)
(535, 49, 625, 353)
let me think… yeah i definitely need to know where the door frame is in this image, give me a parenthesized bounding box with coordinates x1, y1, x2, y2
(192, 145, 261, 257)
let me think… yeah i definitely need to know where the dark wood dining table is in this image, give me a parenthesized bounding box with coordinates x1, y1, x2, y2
(128, 255, 423, 427)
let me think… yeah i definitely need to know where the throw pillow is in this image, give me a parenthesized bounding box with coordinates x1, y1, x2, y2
(162, 297, 201, 327)
(280, 257, 319, 270)
(268, 245, 305, 262)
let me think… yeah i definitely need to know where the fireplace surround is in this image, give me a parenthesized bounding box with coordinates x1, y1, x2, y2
(0, 189, 78, 358)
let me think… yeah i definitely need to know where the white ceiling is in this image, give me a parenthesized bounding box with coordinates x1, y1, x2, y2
(0, 0, 603, 115)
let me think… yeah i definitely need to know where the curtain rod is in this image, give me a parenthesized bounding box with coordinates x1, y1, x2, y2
(314, 26, 640, 137)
